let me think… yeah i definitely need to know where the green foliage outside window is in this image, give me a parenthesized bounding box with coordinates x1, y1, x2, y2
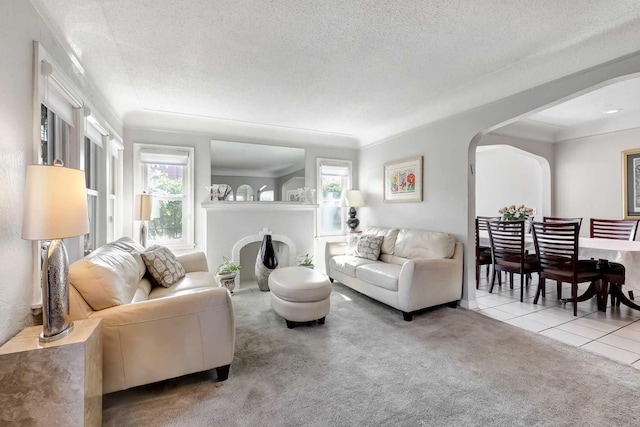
(148, 166, 184, 240)
(322, 181, 342, 197)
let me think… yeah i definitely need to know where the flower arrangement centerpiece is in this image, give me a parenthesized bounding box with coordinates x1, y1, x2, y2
(498, 204, 534, 221)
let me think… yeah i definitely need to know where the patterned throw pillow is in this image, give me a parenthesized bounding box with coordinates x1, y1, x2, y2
(354, 235, 384, 261)
(140, 245, 186, 288)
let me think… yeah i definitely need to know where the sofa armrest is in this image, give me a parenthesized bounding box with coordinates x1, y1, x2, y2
(397, 242, 464, 312)
(325, 242, 347, 276)
(89, 287, 229, 325)
(176, 251, 209, 273)
(89, 287, 235, 393)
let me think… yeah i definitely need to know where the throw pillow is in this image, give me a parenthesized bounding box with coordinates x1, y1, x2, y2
(354, 235, 384, 261)
(141, 245, 186, 288)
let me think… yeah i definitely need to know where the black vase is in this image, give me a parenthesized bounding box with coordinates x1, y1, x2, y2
(255, 235, 278, 291)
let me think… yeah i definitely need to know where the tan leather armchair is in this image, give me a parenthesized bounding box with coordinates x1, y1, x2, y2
(69, 238, 235, 393)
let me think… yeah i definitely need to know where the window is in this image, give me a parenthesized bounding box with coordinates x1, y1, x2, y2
(317, 159, 352, 236)
(83, 134, 103, 255)
(135, 145, 194, 249)
(107, 139, 124, 242)
(31, 44, 124, 311)
(40, 104, 73, 166)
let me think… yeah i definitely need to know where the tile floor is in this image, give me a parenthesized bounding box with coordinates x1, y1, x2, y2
(475, 270, 640, 369)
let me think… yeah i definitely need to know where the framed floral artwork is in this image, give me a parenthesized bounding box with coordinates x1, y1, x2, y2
(622, 148, 640, 219)
(383, 156, 423, 203)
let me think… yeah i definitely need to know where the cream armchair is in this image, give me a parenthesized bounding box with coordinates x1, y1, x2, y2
(68, 238, 235, 393)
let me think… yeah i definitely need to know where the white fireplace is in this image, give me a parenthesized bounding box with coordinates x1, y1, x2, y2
(202, 201, 317, 290)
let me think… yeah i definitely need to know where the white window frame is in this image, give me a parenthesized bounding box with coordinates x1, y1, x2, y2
(317, 158, 352, 236)
(83, 115, 109, 254)
(133, 143, 195, 250)
(107, 137, 124, 242)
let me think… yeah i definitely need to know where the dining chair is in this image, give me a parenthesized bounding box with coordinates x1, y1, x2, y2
(543, 216, 583, 230)
(487, 220, 538, 302)
(590, 218, 639, 241)
(475, 216, 499, 289)
(531, 221, 601, 316)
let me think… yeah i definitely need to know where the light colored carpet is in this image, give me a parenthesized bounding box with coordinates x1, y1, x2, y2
(103, 283, 640, 426)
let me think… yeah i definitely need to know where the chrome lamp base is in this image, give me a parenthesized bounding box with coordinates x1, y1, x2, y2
(39, 239, 73, 343)
(140, 221, 148, 248)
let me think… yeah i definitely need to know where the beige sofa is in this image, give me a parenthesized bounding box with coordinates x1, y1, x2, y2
(326, 227, 463, 321)
(68, 237, 235, 393)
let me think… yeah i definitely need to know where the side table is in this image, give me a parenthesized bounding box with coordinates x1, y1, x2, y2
(0, 318, 102, 426)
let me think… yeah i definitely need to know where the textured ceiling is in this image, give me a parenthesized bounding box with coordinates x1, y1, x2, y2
(31, 0, 640, 145)
(494, 76, 640, 142)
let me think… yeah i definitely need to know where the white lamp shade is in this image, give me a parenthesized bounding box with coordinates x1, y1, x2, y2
(341, 190, 365, 208)
(22, 164, 90, 240)
(135, 193, 153, 221)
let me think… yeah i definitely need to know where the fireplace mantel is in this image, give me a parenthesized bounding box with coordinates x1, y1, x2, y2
(202, 201, 317, 289)
(201, 201, 318, 211)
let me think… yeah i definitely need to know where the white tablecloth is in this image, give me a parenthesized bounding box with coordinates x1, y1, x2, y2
(579, 238, 640, 292)
(479, 233, 640, 292)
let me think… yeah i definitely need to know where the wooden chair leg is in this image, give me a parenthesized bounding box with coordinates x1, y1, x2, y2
(489, 266, 497, 293)
(476, 263, 480, 289)
(572, 282, 578, 316)
(556, 281, 562, 299)
(509, 272, 514, 289)
(520, 273, 524, 302)
(486, 265, 490, 279)
(498, 270, 502, 287)
(534, 275, 544, 304)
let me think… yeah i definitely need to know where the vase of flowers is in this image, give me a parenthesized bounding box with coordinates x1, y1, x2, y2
(498, 204, 534, 221)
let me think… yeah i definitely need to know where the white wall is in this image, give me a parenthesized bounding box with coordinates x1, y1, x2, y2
(0, 0, 122, 345)
(475, 146, 544, 219)
(359, 55, 640, 309)
(479, 133, 554, 217)
(555, 127, 640, 237)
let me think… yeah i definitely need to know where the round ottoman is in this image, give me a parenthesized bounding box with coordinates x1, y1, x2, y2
(268, 267, 332, 328)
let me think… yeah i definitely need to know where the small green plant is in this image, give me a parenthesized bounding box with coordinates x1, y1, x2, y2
(214, 256, 242, 276)
(297, 253, 314, 267)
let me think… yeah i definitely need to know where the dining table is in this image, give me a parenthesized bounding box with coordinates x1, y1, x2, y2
(479, 231, 640, 311)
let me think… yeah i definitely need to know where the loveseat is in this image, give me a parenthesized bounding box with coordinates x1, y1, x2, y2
(325, 227, 463, 320)
(68, 237, 235, 393)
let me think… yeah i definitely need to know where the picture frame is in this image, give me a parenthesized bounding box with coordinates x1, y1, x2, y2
(286, 190, 301, 202)
(383, 156, 423, 203)
(622, 149, 640, 219)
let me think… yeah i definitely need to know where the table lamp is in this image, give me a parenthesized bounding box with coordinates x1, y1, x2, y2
(341, 190, 365, 231)
(135, 192, 153, 247)
(22, 161, 89, 342)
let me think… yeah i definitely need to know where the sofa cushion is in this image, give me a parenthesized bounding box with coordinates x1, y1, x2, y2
(141, 245, 186, 288)
(148, 271, 216, 299)
(330, 255, 377, 277)
(130, 278, 153, 303)
(355, 235, 384, 260)
(355, 263, 402, 291)
(394, 229, 456, 260)
(108, 237, 146, 281)
(363, 227, 400, 255)
(69, 243, 141, 311)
